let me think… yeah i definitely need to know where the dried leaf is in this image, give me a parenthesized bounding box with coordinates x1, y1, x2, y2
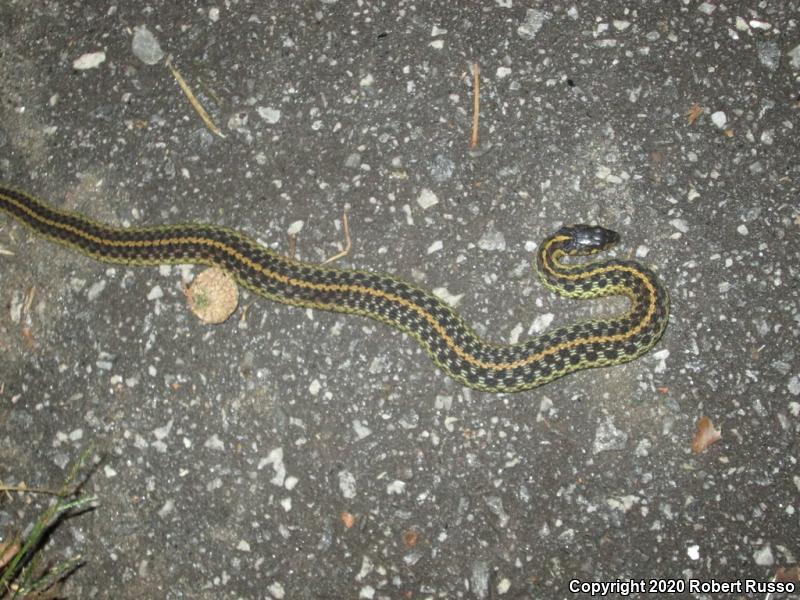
(402, 528, 419, 548)
(692, 415, 722, 454)
(686, 103, 703, 125)
(776, 565, 800, 584)
(340, 511, 355, 529)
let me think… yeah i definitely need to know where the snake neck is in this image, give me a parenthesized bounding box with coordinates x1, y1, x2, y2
(535, 229, 670, 348)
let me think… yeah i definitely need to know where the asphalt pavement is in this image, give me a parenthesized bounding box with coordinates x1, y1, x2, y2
(1, 2, 798, 598)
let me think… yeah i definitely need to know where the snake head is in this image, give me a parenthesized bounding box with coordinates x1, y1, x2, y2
(557, 224, 620, 254)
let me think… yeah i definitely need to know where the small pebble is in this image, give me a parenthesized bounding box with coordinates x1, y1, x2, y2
(257, 106, 281, 124)
(132, 26, 164, 65)
(416, 188, 439, 209)
(753, 544, 774, 566)
(517, 9, 551, 40)
(593, 416, 628, 454)
(73, 51, 105, 70)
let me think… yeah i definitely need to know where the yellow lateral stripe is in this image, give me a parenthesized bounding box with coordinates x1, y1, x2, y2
(539, 234, 659, 342)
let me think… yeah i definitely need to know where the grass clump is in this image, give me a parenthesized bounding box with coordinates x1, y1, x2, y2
(1, 447, 97, 599)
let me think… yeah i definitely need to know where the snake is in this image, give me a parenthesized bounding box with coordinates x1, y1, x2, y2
(0, 184, 669, 393)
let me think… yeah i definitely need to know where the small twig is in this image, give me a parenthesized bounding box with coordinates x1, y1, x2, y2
(470, 62, 481, 148)
(24, 285, 36, 315)
(165, 55, 226, 138)
(321, 209, 351, 265)
(196, 76, 224, 107)
(238, 303, 251, 327)
(287, 234, 297, 260)
(0, 483, 67, 497)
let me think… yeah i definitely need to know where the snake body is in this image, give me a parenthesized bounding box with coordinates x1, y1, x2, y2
(0, 184, 669, 392)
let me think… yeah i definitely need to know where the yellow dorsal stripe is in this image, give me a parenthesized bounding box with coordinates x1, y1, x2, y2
(2, 190, 657, 374)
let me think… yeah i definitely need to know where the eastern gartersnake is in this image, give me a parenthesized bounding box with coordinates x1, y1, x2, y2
(0, 184, 669, 392)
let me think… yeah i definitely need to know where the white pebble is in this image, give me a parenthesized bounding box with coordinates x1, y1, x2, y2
(478, 226, 506, 251)
(131, 26, 164, 65)
(416, 188, 439, 209)
(517, 9, 552, 40)
(432, 287, 463, 307)
(352, 419, 372, 440)
(257, 106, 281, 124)
(73, 51, 106, 70)
(287, 220, 304, 236)
(735, 16, 749, 31)
(87, 280, 107, 301)
(711, 111, 727, 129)
(359, 586, 375, 599)
(426, 240, 444, 254)
(670, 218, 689, 233)
(530, 313, 554, 334)
(204, 434, 225, 451)
(338, 470, 357, 499)
(789, 44, 800, 69)
(386, 480, 406, 495)
(652, 349, 670, 361)
(268, 582, 285, 599)
(153, 418, 173, 440)
(259, 447, 286, 486)
(749, 19, 771, 30)
(595, 165, 612, 180)
(753, 544, 774, 566)
(158, 499, 174, 517)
